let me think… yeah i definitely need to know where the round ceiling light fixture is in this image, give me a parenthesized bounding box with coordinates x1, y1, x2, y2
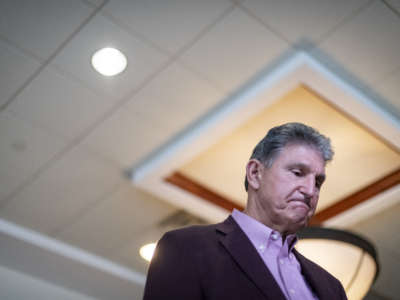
(139, 242, 157, 262)
(91, 47, 127, 76)
(296, 227, 379, 300)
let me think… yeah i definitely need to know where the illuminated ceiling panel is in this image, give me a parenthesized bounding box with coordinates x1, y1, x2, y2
(132, 52, 400, 224)
(179, 85, 400, 212)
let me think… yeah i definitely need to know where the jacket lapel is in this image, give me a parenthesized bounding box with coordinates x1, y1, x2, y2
(216, 216, 287, 300)
(294, 249, 332, 300)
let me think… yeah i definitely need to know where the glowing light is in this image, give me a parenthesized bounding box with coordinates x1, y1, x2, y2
(91, 47, 127, 76)
(297, 227, 378, 300)
(139, 242, 157, 262)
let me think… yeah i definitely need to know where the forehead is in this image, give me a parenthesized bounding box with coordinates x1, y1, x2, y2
(274, 144, 325, 170)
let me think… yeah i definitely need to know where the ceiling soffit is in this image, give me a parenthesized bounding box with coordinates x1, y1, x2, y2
(132, 51, 400, 225)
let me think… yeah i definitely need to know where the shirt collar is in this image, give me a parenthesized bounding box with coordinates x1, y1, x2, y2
(232, 209, 298, 253)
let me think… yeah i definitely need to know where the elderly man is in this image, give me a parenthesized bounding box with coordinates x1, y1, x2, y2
(143, 122, 347, 300)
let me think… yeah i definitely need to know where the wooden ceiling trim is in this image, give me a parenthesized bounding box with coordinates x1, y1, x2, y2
(165, 171, 244, 212)
(166, 168, 400, 226)
(309, 167, 400, 225)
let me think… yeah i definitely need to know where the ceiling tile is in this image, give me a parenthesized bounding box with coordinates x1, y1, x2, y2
(317, 1, 400, 85)
(52, 14, 169, 101)
(82, 105, 175, 168)
(180, 7, 288, 93)
(0, 145, 124, 235)
(0, 112, 67, 203)
(0, 39, 40, 108)
(125, 62, 224, 136)
(241, 0, 371, 43)
(56, 185, 175, 257)
(375, 69, 400, 116)
(104, 0, 233, 54)
(7, 66, 115, 140)
(84, 0, 106, 7)
(0, 0, 94, 60)
(386, 0, 400, 13)
(84, 62, 224, 167)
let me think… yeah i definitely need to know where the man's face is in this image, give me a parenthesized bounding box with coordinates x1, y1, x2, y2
(253, 144, 326, 234)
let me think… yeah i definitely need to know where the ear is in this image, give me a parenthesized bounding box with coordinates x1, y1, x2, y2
(246, 159, 263, 190)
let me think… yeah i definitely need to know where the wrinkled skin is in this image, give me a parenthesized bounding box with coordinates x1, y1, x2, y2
(245, 144, 326, 236)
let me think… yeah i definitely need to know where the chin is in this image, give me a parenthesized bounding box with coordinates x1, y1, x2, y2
(289, 217, 309, 232)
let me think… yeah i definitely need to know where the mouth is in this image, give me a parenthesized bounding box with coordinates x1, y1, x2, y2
(290, 199, 310, 210)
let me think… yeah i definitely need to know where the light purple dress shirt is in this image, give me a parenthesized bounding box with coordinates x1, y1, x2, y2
(232, 209, 318, 300)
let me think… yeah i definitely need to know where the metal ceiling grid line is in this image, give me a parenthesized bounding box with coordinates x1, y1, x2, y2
(382, 0, 400, 17)
(236, 2, 292, 45)
(48, 181, 125, 238)
(0, 34, 43, 62)
(0, 0, 109, 112)
(314, 0, 376, 46)
(168, 4, 237, 61)
(99, 9, 175, 58)
(49, 5, 241, 172)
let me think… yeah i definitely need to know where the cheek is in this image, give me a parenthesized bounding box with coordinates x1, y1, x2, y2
(273, 187, 290, 209)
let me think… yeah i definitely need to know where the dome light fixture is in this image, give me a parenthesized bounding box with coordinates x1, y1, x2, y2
(140, 242, 157, 262)
(297, 227, 379, 300)
(91, 47, 127, 76)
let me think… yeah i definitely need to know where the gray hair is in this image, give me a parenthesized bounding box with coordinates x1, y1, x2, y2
(244, 122, 333, 191)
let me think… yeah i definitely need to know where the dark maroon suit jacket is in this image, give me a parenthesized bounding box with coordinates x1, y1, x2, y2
(143, 216, 347, 300)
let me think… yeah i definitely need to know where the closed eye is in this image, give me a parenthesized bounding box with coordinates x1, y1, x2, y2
(291, 169, 303, 177)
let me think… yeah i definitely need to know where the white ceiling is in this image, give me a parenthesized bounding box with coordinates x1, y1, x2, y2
(0, 0, 399, 299)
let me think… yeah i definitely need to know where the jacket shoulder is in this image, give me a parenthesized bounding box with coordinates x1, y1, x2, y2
(160, 222, 221, 246)
(165, 222, 219, 236)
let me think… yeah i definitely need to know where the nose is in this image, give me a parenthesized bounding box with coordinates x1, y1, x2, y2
(300, 175, 316, 198)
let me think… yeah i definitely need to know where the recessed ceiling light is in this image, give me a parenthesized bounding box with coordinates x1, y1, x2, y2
(91, 47, 127, 76)
(139, 242, 157, 262)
